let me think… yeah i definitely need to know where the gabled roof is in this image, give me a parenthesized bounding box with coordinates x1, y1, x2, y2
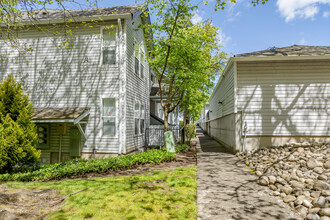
(19, 4, 145, 22)
(32, 107, 90, 120)
(235, 45, 330, 57)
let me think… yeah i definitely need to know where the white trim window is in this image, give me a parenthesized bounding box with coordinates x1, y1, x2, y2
(134, 42, 140, 75)
(134, 102, 140, 135)
(102, 98, 116, 136)
(134, 41, 145, 79)
(102, 27, 117, 65)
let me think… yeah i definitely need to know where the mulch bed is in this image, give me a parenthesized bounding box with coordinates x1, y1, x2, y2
(64, 144, 197, 181)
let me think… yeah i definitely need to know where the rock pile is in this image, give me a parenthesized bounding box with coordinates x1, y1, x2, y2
(237, 143, 330, 220)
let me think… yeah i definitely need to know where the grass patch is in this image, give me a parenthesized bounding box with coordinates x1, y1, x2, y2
(7, 166, 197, 219)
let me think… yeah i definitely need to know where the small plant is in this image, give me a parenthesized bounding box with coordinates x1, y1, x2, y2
(185, 124, 196, 141)
(0, 75, 40, 174)
(175, 144, 189, 152)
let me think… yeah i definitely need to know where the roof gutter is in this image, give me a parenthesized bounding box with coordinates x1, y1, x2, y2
(234, 55, 330, 62)
(0, 13, 132, 27)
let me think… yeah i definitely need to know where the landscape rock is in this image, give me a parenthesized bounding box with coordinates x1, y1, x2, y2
(295, 199, 303, 206)
(322, 191, 330, 197)
(283, 195, 296, 203)
(319, 208, 330, 217)
(281, 185, 293, 195)
(314, 181, 330, 191)
(310, 208, 321, 214)
(324, 161, 330, 169)
(296, 205, 308, 216)
(319, 175, 328, 181)
(314, 197, 328, 208)
(291, 181, 305, 189)
(237, 143, 330, 219)
(303, 199, 313, 208)
(269, 185, 277, 191)
(268, 176, 276, 185)
(314, 167, 325, 174)
(258, 176, 269, 186)
(306, 213, 321, 220)
(311, 191, 322, 198)
(307, 158, 322, 169)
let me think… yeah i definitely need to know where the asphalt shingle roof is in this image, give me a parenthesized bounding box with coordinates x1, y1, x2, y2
(20, 4, 145, 22)
(235, 45, 330, 57)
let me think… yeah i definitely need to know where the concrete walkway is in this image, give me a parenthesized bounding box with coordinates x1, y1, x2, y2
(196, 128, 301, 220)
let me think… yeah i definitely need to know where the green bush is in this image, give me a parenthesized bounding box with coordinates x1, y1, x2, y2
(0, 75, 40, 173)
(0, 149, 176, 182)
(175, 143, 190, 152)
(185, 124, 196, 141)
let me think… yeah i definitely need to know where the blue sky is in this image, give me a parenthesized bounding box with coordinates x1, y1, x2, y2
(52, 0, 330, 56)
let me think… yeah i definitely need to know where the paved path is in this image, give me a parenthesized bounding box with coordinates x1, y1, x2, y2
(196, 128, 301, 220)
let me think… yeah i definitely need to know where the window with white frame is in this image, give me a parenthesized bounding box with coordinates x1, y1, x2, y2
(134, 102, 140, 135)
(140, 50, 145, 79)
(102, 98, 116, 136)
(102, 28, 116, 65)
(140, 104, 145, 134)
(134, 42, 140, 75)
(134, 42, 145, 79)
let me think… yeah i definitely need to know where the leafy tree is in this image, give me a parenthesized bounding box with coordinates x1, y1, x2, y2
(143, 0, 226, 131)
(180, 89, 210, 125)
(0, 75, 40, 173)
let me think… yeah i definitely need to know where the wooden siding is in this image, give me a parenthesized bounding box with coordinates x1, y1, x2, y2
(125, 17, 150, 152)
(0, 21, 125, 155)
(237, 60, 330, 136)
(208, 62, 235, 120)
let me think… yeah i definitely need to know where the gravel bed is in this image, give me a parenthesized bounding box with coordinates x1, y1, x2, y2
(237, 143, 330, 220)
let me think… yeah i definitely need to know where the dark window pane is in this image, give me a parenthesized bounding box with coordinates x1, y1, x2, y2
(135, 119, 139, 135)
(140, 119, 144, 134)
(135, 57, 139, 75)
(140, 64, 144, 79)
(103, 118, 116, 136)
(103, 48, 116, 65)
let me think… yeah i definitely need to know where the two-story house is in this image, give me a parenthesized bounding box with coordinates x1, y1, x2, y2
(0, 5, 151, 164)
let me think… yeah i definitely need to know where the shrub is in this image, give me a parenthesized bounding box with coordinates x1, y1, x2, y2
(0, 75, 39, 173)
(0, 149, 176, 182)
(185, 124, 196, 141)
(175, 143, 189, 152)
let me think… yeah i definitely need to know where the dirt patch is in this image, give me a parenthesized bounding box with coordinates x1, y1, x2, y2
(0, 185, 63, 219)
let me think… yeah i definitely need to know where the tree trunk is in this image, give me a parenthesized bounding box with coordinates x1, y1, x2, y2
(164, 108, 169, 132)
(183, 107, 187, 126)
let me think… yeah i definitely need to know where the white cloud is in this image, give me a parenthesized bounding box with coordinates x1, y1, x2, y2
(192, 10, 203, 24)
(299, 38, 307, 44)
(227, 11, 242, 22)
(217, 29, 231, 47)
(323, 11, 330, 17)
(276, 0, 330, 22)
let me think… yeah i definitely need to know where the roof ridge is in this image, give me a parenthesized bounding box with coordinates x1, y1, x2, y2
(235, 45, 330, 58)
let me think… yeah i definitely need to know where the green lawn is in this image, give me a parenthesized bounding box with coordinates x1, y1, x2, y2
(7, 166, 197, 220)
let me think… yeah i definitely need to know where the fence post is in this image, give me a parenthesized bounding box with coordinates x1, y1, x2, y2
(181, 126, 185, 144)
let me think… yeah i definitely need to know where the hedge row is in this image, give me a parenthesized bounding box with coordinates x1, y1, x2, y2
(0, 149, 176, 182)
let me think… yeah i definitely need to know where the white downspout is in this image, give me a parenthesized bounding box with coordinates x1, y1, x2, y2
(118, 18, 123, 155)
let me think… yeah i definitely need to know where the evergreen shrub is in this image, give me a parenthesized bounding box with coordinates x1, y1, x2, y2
(0, 75, 40, 173)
